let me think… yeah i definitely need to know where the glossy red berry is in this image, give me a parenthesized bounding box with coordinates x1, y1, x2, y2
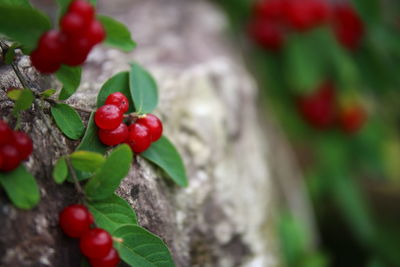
(136, 114, 163, 142)
(297, 82, 336, 129)
(248, 18, 284, 51)
(68, 0, 95, 24)
(59, 204, 93, 238)
(89, 248, 120, 267)
(339, 105, 366, 134)
(11, 131, 33, 161)
(30, 49, 62, 74)
(86, 20, 106, 46)
(0, 120, 13, 146)
(80, 228, 113, 259)
(60, 12, 87, 36)
(105, 92, 129, 114)
(98, 123, 129, 146)
(126, 123, 152, 153)
(0, 144, 21, 172)
(332, 4, 364, 51)
(95, 105, 123, 130)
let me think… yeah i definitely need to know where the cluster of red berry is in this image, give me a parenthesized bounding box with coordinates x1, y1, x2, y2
(31, 0, 105, 74)
(297, 82, 366, 134)
(59, 204, 120, 267)
(95, 92, 163, 153)
(0, 120, 33, 172)
(248, 0, 364, 51)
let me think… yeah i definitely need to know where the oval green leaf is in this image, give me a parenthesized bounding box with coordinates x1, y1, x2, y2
(76, 112, 107, 154)
(56, 65, 82, 100)
(96, 71, 134, 112)
(141, 136, 188, 187)
(113, 225, 175, 267)
(10, 89, 34, 115)
(51, 103, 85, 140)
(98, 15, 136, 52)
(0, 165, 40, 209)
(88, 194, 137, 233)
(129, 63, 158, 113)
(0, 5, 51, 53)
(84, 144, 133, 200)
(53, 157, 68, 184)
(70, 150, 105, 172)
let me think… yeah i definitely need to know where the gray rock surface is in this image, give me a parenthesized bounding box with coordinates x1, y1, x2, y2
(0, 0, 282, 266)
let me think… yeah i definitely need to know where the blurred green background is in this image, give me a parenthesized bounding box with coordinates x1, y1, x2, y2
(215, 0, 400, 266)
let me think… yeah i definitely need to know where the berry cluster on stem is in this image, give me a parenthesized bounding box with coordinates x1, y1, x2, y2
(31, 0, 105, 73)
(95, 92, 163, 153)
(59, 204, 120, 267)
(0, 120, 33, 172)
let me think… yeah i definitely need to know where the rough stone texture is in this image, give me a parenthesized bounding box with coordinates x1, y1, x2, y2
(0, 0, 282, 266)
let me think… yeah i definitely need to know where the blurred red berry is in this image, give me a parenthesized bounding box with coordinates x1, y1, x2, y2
(0, 120, 13, 146)
(98, 123, 129, 146)
(89, 248, 120, 267)
(30, 49, 62, 74)
(136, 114, 163, 142)
(254, 0, 287, 21)
(105, 92, 129, 114)
(86, 20, 106, 46)
(36, 30, 66, 63)
(59, 204, 93, 238)
(284, 0, 315, 31)
(68, 0, 95, 25)
(339, 105, 366, 134)
(80, 228, 113, 259)
(11, 131, 33, 161)
(332, 4, 364, 51)
(60, 12, 87, 36)
(297, 82, 336, 129)
(126, 123, 152, 153)
(248, 17, 285, 51)
(0, 144, 21, 172)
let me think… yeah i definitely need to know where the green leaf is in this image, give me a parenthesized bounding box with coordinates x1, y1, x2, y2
(40, 89, 57, 98)
(11, 89, 34, 115)
(6, 89, 23, 100)
(129, 63, 158, 113)
(97, 71, 134, 113)
(4, 43, 18, 64)
(98, 15, 136, 52)
(53, 157, 68, 184)
(113, 225, 175, 267)
(56, 65, 82, 100)
(76, 112, 107, 158)
(51, 103, 85, 140)
(70, 151, 105, 172)
(142, 136, 188, 187)
(0, 165, 40, 209)
(0, 5, 51, 53)
(85, 145, 132, 200)
(88, 194, 137, 233)
(0, 0, 32, 7)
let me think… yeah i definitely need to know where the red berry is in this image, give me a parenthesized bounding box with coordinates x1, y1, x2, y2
(136, 114, 163, 142)
(86, 20, 106, 46)
(60, 12, 87, 36)
(105, 92, 129, 114)
(95, 105, 123, 130)
(284, 0, 315, 31)
(11, 131, 33, 161)
(98, 123, 129, 146)
(36, 30, 66, 63)
(0, 152, 4, 170)
(339, 105, 366, 134)
(30, 49, 61, 74)
(0, 144, 21, 172)
(0, 120, 13, 146)
(248, 18, 285, 51)
(80, 228, 113, 259)
(309, 0, 330, 25)
(68, 0, 95, 24)
(59, 204, 93, 238)
(332, 4, 364, 51)
(297, 82, 336, 129)
(254, 0, 286, 21)
(89, 248, 120, 267)
(126, 123, 152, 153)
(63, 36, 93, 66)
